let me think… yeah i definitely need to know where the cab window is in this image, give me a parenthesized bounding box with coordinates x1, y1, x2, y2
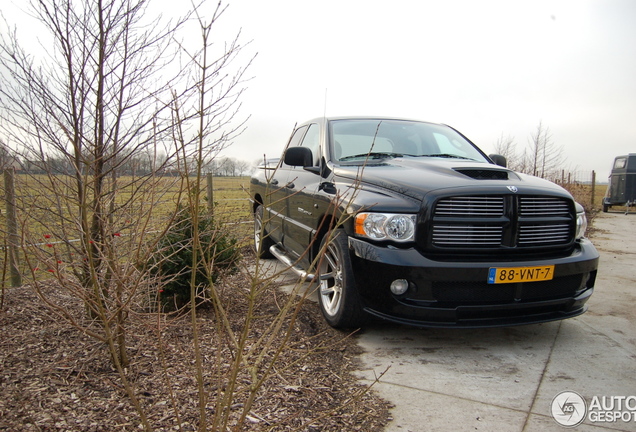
(300, 123, 320, 166)
(282, 126, 308, 167)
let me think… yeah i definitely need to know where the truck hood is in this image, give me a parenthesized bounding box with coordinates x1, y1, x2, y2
(331, 157, 568, 200)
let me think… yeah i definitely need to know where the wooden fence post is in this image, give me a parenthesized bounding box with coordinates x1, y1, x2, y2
(591, 170, 596, 207)
(206, 173, 214, 215)
(4, 168, 21, 287)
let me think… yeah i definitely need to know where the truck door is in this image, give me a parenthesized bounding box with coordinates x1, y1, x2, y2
(283, 123, 321, 262)
(266, 125, 308, 245)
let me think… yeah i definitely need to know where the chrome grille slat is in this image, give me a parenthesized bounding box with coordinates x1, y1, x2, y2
(518, 238, 569, 245)
(520, 225, 570, 233)
(520, 232, 570, 238)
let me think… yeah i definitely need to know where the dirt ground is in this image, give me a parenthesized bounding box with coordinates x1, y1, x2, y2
(0, 249, 391, 431)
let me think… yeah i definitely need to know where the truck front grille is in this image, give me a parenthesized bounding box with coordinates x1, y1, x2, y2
(430, 195, 574, 251)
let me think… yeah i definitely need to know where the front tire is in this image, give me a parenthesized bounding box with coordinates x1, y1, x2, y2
(253, 205, 274, 259)
(317, 230, 364, 328)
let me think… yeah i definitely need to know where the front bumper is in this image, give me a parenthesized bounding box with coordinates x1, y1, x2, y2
(348, 238, 599, 328)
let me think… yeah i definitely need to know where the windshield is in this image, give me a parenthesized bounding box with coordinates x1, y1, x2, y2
(329, 119, 490, 163)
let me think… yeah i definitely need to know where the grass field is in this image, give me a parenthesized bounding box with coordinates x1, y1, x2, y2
(206, 176, 253, 242)
(2, 174, 252, 229)
(0, 174, 253, 284)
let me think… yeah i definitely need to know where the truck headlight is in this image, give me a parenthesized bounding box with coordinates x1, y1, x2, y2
(575, 202, 588, 239)
(354, 213, 416, 242)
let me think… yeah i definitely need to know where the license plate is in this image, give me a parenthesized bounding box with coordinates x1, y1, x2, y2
(487, 265, 555, 284)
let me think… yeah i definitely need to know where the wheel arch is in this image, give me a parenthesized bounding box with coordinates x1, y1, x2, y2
(311, 213, 344, 263)
(252, 194, 264, 214)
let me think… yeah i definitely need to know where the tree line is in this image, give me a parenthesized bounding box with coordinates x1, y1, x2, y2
(0, 140, 252, 176)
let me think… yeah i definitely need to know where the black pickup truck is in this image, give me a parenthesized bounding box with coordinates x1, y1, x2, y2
(250, 117, 599, 328)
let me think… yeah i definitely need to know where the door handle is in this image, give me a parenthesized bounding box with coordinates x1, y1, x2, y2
(286, 182, 295, 189)
(319, 182, 336, 194)
(271, 179, 279, 185)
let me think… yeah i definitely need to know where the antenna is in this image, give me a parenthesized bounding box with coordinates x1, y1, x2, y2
(323, 88, 328, 119)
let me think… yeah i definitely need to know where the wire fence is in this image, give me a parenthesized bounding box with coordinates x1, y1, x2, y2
(553, 170, 606, 212)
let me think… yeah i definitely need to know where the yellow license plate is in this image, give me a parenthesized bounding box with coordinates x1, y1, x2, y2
(487, 265, 555, 284)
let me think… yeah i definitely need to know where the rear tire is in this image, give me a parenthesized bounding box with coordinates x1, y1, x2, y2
(253, 205, 274, 259)
(317, 230, 365, 328)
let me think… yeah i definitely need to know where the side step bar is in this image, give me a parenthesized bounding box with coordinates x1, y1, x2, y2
(269, 245, 315, 281)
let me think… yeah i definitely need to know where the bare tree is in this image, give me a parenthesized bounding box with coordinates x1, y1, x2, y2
(235, 158, 251, 176)
(493, 133, 520, 171)
(0, 2, 374, 430)
(217, 156, 237, 176)
(0, 0, 249, 375)
(525, 121, 564, 179)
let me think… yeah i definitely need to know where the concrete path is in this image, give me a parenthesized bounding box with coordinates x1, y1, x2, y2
(354, 211, 636, 431)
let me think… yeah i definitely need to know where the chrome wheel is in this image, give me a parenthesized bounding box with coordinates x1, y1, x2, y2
(253, 205, 274, 259)
(317, 230, 364, 328)
(319, 240, 344, 317)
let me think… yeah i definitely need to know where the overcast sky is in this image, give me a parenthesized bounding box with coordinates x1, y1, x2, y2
(210, 0, 636, 181)
(4, 0, 635, 180)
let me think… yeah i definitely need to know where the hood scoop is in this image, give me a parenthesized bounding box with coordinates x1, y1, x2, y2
(455, 169, 509, 180)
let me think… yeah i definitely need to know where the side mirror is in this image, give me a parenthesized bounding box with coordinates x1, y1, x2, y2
(489, 154, 507, 168)
(284, 147, 313, 167)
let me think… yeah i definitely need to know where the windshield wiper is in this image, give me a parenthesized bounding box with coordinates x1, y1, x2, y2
(340, 152, 403, 161)
(422, 153, 473, 160)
